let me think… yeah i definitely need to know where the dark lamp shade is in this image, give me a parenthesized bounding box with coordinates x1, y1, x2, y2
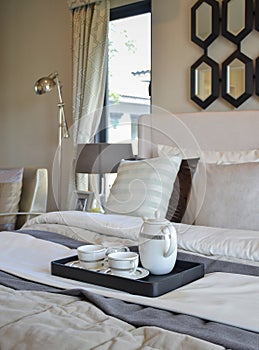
(76, 143, 133, 174)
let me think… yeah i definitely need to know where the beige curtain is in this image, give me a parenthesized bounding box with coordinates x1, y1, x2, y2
(68, 0, 100, 10)
(71, 0, 109, 143)
(67, 0, 109, 210)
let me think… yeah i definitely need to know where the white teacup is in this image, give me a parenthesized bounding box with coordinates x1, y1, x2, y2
(108, 251, 139, 276)
(77, 245, 106, 263)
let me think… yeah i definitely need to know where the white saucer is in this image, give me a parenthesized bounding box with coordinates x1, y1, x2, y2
(66, 260, 149, 279)
(66, 260, 105, 272)
(66, 260, 82, 268)
(106, 267, 149, 280)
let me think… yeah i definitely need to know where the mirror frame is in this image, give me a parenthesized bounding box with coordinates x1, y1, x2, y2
(191, 55, 219, 109)
(222, 50, 253, 107)
(222, 0, 253, 45)
(256, 0, 259, 31)
(191, 0, 220, 49)
(256, 57, 259, 96)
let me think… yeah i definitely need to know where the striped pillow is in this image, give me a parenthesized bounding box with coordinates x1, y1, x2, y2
(0, 168, 24, 231)
(105, 156, 182, 218)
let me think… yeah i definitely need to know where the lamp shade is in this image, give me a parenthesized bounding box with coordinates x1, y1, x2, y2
(76, 143, 133, 174)
(34, 76, 56, 95)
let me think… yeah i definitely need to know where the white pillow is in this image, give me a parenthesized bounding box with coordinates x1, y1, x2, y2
(105, 156, 182, 218)
(194, 162, 259, 231)
(158, 144, 259, 164)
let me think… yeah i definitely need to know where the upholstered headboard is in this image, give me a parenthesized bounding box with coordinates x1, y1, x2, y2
(138, 110, 259, 157)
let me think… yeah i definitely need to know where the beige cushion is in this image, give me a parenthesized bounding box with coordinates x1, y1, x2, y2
(183, 149, 259, 225)
(158, 145, 259, 164)
(105, 156, 182, 218)
(0, 169, 23, 231)
(158, 145, 259, 226)
(194, 162, 259, 230)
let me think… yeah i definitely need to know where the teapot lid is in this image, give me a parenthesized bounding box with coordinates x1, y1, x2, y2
(143, 210, 170, 225)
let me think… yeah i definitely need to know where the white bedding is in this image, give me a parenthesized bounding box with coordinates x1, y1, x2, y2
(23, 211, 259, 266)
(0, 212, 259, 332)
(1, 231, 259, 333)
(23, 211, 142, 246)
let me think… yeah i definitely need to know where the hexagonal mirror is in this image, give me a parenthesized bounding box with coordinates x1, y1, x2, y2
(222, 0, 253, 44)
(226, 58, 245, 99)
(222, 50, 253, 107)
(228, 0, 246, 36)
(195, 62, 212, 101)
(191, 55, 219, 109)
(191, 0, 219, 49)
(196, 3, 212, 41)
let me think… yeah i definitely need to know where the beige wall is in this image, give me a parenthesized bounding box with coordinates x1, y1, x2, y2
(0, 0, 72, 210)
(1, 0, 259, 210)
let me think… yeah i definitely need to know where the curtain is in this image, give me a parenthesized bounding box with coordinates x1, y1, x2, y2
(72, 0, 109, 143)
(67, 0, 109, 210)
(67, 0, 104, 11)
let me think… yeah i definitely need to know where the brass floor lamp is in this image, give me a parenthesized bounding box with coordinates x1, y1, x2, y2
(34, 72, 69, 208)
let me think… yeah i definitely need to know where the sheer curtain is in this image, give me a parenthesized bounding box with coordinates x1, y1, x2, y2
(67, 0, 110, 209)
(70, 0, 109, 143)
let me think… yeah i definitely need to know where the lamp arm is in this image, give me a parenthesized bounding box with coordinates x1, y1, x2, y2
(55, 75, 69, 139)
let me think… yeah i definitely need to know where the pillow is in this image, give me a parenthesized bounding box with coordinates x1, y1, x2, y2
(0, 168, 24, 231)
(158, 144, 259, 164)
(158, 144, 259, 224)
(194, 162, 259, 231)
(165, 158, 199, 223)
(158, 145, 199, 222)
(105, 156, 182, 218)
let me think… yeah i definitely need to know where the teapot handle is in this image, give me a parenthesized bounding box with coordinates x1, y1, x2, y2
(162, 225, 176, 257)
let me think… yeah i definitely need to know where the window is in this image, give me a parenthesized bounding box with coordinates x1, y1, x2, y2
(98, 1, 151, 156)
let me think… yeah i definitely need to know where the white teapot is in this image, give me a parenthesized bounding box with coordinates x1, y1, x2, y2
(139, 214, 177, 275)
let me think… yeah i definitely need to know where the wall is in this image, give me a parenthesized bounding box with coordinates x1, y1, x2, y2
(152, 0, 259, 113)
(1, 0, 259, 211)
(0, 0, 72, 210)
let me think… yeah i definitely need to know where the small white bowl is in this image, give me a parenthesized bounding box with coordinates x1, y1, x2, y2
(77, 244, 106, 262)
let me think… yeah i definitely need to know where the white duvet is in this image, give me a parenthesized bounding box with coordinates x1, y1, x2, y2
(23, 211, 259, 265)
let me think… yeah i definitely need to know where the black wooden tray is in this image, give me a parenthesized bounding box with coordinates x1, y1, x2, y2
(51, 255, 204, 297)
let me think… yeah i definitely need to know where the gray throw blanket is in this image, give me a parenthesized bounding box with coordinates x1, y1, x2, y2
(1, 229, 258, 350)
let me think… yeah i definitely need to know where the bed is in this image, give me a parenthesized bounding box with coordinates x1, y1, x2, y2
(0, 110, 259, 350)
